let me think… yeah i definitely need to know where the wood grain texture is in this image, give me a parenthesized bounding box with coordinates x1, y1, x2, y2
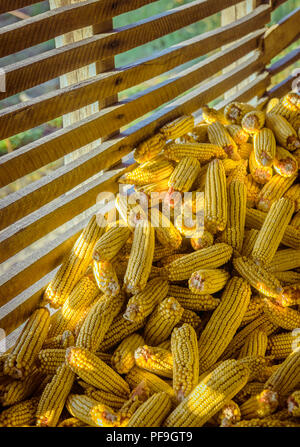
(0, 5, 270, 140)
(267, 46, 300, 75)
(0, 0, 40, 13)
(271, 0, 290, 11)
(267, 75, 297, 98)
(0, 0, 242, 99)
(0, 0, 157, 58)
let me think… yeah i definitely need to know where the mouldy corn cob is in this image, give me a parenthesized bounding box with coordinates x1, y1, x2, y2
(164, 359, 250, 427)
(240, 296, 264, 327)
(134, 345, 173, 378)
(116, 382, 150, 427)
(98, 314, 145, 352)
(238, 330, 268, 359)
(241, 229, 259, 257)
(207, 121, 239, 160)
(143, 297, 184, 346)
(240, 389, 278, 420)
(251, 198, 295, 267)
(233, 256, 283, 298)
(273, 146, 298, 177)
(160, 115, 194, 140)
(167, 156, 200, 192)
(36, 364, 75, 427)
(165, 243, 233, 281)
(4, 307, 50, 379)
(167, 284, 220, 311)
(262, 298, 300, 331)
(93, 260, 120, 298)
(253, 128, 276, 167)
(111, 334, 144, 375)
(66, 394, 117, 427)
(279, 283, 300, 306)
(179, 309, 201, 332)
(123, 278, 169, 324)
(266, 113, 300, 151)
(124, 219, 155, 294)
(79, 381, 126, 410)
(93, 225, 131, 262)
(242, 110, 265, 134)
(188, 269, 229, 295)
(119, 155, 174, 186)
(163, 142, 226, 163)
(256, 174, 296, 212)
(36, 349, 66, 375)
(202, 105, 228, 125)
(284, 183, 300, 212)
(267, 332, 300, 360)
(134, 134, 165, 163)
(224, 102, 255, 125)
(171, 324, 199, 402)
(150, 208, 182, 249)
(287, 390, 300, 417)
(44, 215, 106, 308)
(264, 348, 300, 397)
(226, 124, 249, 144)
(0, 369, 43, 407)
(214, 400, 241, 427)
(267, 248, 300, 272)
(204, 159, 227, 233)
(249, 150, 273, 184)
(0, 397, 39, 427)
(66, 347, 130, 398)
(197, 277, 251, 372)
(127, 392, 172, 427)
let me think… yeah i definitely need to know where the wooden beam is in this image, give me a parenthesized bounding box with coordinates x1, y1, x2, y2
(0, 0, 40, 13)
(267, 46, 300, 76)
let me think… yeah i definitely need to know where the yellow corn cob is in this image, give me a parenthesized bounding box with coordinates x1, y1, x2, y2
(282, 91, 300, 111)
(76, 292, 125, 352)
(238, 330, 268, 359)
(179, 309, 201, 332)
(164, 359, 250, 427)
(188, 268, 229, 295)
(158, 253, 185, 266)
(134, 133, 165, 163)
(191, 230, 214, 251)
(226, 124, 249, 144)
(289, 113, 300, 133)
(116, 382, 151, 427)
(97, 314, 145, 352)
(160, 115, 194, 140)
(202, 105, 228, 125)
(157, 339, 171, 351)
(165, 243, 232, 281)
(274, 271, 300, 285)
(207, 121, 239, 160)
(36, 364, 75, 427)
(267, 331, 300, 360)
(111, 334, 144, 375)
(4, 308, 50, 379)
(266, 113, 300, 151)
(251, 198, 295, 267)
(264, 348, 300, 397)
(226, 160, 247, 188)
(233, 418, 299, 427)
(93, 225, 131, 262)
(143, 297, 184, 346)
(287, 390, 300, 417)
(115, 193, 148, 230)
(268, 248, 300, 272)
(191, 123, 209, 142)
(240, 389, 278, 420)
(153, 244, 177, 262)
(235, 382, 265, 405)
(58, 417, 87, 427)
(66, 394, 117, 427)
(66, 346, 130, 398)
(245, 175, 261, 209)
(240, 296, 264, 327)
(150, 207, 182, 249)
(291, 211, 300, 230)
(237, 356, 278, 383)
(123, 278, 169, 323)
(214, 400, 241, 427)
(223, 180, 247, 254)
(204, 159, 227, 233)
(263, 298, 300, 330)
(0, 369, 43, 407)
(253, 128, 276, 167)
(124, 219, 155, 294)
(135, 178, 170, 197)
(242, 110, 266, 134)
(279, 282, 300, 306)
(79, 384, 126, 412)
(119, 155, 174, 186)
(273, 146, 298, 177)
(168, 284, 220, 311)
(0, 396, 39, 427)
(238, 142, 253, 160)
(193, 164, 208, 191)
(134, 345, 173, 379)
(249, 150, 273, 184)
(285, 184, 300, 213)
(42, 330, 75, 349)
(93, 259, 120, 297)
(197, 277, 250, 372)
(233, 256, 283, 298)
(127, 392, 172, 427)
(95, 351, 112, 365)
(168, 156, 200, 192)
(44, 215, 106, 308)
(266, 97, 280, 113)
(241, 229, 259, 257)
(163, 142, 226, 163)
(125, 366, 175, 402)
(246, 208, 300, 250)
(224, 102, 255, 125)
(36, 348, 66, 375)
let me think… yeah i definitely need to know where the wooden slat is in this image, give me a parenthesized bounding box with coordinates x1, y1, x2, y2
(267, 74, 297, 98)
(0, 0, 41, 13)
(271, 0, 290, 11)
(267, 46, 300, 76)
(0, 0, 157, 58)
(0, 30, 264, 192)
(263, 7, 300, 63)
(0, 0, 242, 99)
(0, 5, 270, 140)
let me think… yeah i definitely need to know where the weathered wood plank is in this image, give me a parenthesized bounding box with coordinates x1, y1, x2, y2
(0, 0, 242, 99)
(0, 6, 270, 140)
(0, 0, 40, 13)
(0, 0, 157, 58)
(267, 46, 300, 76)
(267, 74, 297, 98)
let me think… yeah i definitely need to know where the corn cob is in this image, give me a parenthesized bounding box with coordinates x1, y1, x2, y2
(266, 97, 280, 113)
(238, 330, 268, 359)
(242, 110, 265, 134)
(233, 418, 299, 427)
(167, 284, 220, 311)
(160, 115, 194, 140)
(0, 397, 39, 427)
(204, 159, 227, 233)
(134, 133, 165, 163)
(150, 207, 182, 249)
(191, 123, 209, 142)
(143, 297, 184, 346)
(58, 417, 87, 427)
(66, 346, 129, 398)
(240, 389, 278, 420)
(76, 292, 125, 352)
(207, 121, 239, 160)
(241, 229, 259, 257)
(273, 146, 298, 177)
(153, 244, 177, 262)
(264, 348, 300, 397)
(111, 334, 144, 375)
(267, 331, 300, 360)
(237, 356, 278, 383)
(42, 330, 75, 349)
(165, 243, 232, 281)
(127, 392, 172, 427)
(223, 180, 247, 254)
(168, 157, 200, 193)
(249, 150, 273, 184)
(238, 142, 253, 160)
(36, 364, 75, 427)
(157, 339, 171, 350)
(116, 382, 151, 427)
(266, 113, 300, 151)
(66, 394, 117, 427)
(119, 156, 174, 186)
(291, 210, 300, 230)
(235, 382, 265, 405)
(124, 219, 155, 294)
(125, 366, 175, 402)
(36, 349, 66, 375)
(245, 177, 261, 210)
(188, 269, 229, 295)
(282, 91, 300, 111)
(78, 381, 126, 410)
(289, 113, 300, 133)
(0, 369, 43, 407)
(197, 277, 250, 372)
(158, 253, 185, 267)
(163, 142, 226, 164)
(287, 390, 300, 417)
(135, 178, 170, 196)
(226, 160, 247, 187)
(134, 345, 173, 379)
(164, 359, 250, 427)
(233, 256, 283, 298)
(240, 296, 264, 327)
(284, 183, 300, 212)
(273, 270, 300, 285)
(224, 102, 255, 125)
(268, 248, 300, 272)
(191, 230, 214, 251)
(179, 309, 201, 332)
(44, 215, 106, 308)
(93, 225, 131, 262)
(115, 193, 148, 230)
(262, 298, 300, 330)
(226, 124, 249, 144)
(202, 105, 228, 125)
(253, 128, 276, 167)
(98, 314, 145, 352)
(214, 400, 241, 427)
(4, 308, 50, 379)
(279, 283, 300, 306)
